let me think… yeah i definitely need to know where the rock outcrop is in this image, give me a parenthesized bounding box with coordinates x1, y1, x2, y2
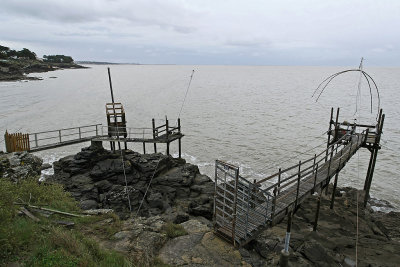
(50, 143, 214, 220)
(0, 151, 43, 182)
(248, 186, 400, 267)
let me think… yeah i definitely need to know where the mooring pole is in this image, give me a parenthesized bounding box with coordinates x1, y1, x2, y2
(280, 211, 292, 267)
(313, 195, 321, 231)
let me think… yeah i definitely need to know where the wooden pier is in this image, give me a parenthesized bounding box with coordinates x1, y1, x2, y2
(4, 118, 184, 157)
(213, 108, 385, 246)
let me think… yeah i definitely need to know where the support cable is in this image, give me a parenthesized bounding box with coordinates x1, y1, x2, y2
(176, 70, 195, 123)
(136, 159, 161, 216)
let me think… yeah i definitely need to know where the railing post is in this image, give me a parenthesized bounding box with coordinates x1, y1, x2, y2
(78, 127, 81, 139)
(295, 161, 301, 209)
(142, 129, 146, 154)
(166, 117, 170, 156)
(245, 182, 250, 237)
(312, 163, 319, 194)
(34, 133, 38, 147)
(232, 168, 239, 246)
(178, 118, 182, 159)
(95, 125, 98, 136)
(272, 187, 277, 222)
(277, 168, 282, 194)
(152, 118, 157, 153)
(312, 154, 316, 174)
(59, 130, 62, 143)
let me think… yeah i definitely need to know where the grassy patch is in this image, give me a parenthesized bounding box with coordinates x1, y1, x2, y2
(161, 222, 188, 238)
(0, 177, 132, 266)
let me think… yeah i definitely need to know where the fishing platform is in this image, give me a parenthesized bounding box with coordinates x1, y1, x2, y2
(213, 107, 385, 247)
(4, 102, 184, 157)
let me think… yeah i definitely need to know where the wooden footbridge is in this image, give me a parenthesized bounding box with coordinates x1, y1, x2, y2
(213, 108, 385, 247)
(4, 103, 184, 157)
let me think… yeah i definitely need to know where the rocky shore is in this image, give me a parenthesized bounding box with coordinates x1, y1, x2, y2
(1, 146, 400, 266)
(0, 59, 86, 81)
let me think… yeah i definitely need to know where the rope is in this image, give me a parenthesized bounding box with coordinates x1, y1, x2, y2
(136, 159, 161, 216)
(176, 70, 195, 122)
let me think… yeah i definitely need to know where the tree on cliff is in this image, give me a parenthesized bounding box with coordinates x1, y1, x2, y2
(0, 45, 10, 59)
(43, 55, 74, 63)
(16, 48, 36, 60)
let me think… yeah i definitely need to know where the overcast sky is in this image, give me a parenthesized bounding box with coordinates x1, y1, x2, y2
(1, 0, 399, 65)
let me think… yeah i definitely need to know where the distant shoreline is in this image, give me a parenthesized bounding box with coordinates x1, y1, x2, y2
(0, 59, 87, 82)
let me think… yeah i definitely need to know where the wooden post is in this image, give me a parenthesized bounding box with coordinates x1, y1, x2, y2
(363, 148, 375, 190)
(364, 112, 384, 207)
(313, 195, 321, 231)
(78, 127, 81, 139)
(178, 118, 182, 158)
(295, 161, 301, 208)
(143, 142, 146, 154)
(152, 118, 157, 153)
(325, 149, 334, 195)
(166, 117, 170, 156)
(364, 110, 382, 190)
(280, 211, 292, 267)
(59, 130, 62, 143)
(284, 211, 293, 252)
(330, 158, 341, 209)
(326, 107, 334, 161)
(95, 125, 98, 136)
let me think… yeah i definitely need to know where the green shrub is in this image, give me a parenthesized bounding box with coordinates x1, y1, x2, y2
(161, 222, 188, 238)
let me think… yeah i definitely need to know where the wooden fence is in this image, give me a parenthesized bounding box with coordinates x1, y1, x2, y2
(4, 131, 30, 152)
